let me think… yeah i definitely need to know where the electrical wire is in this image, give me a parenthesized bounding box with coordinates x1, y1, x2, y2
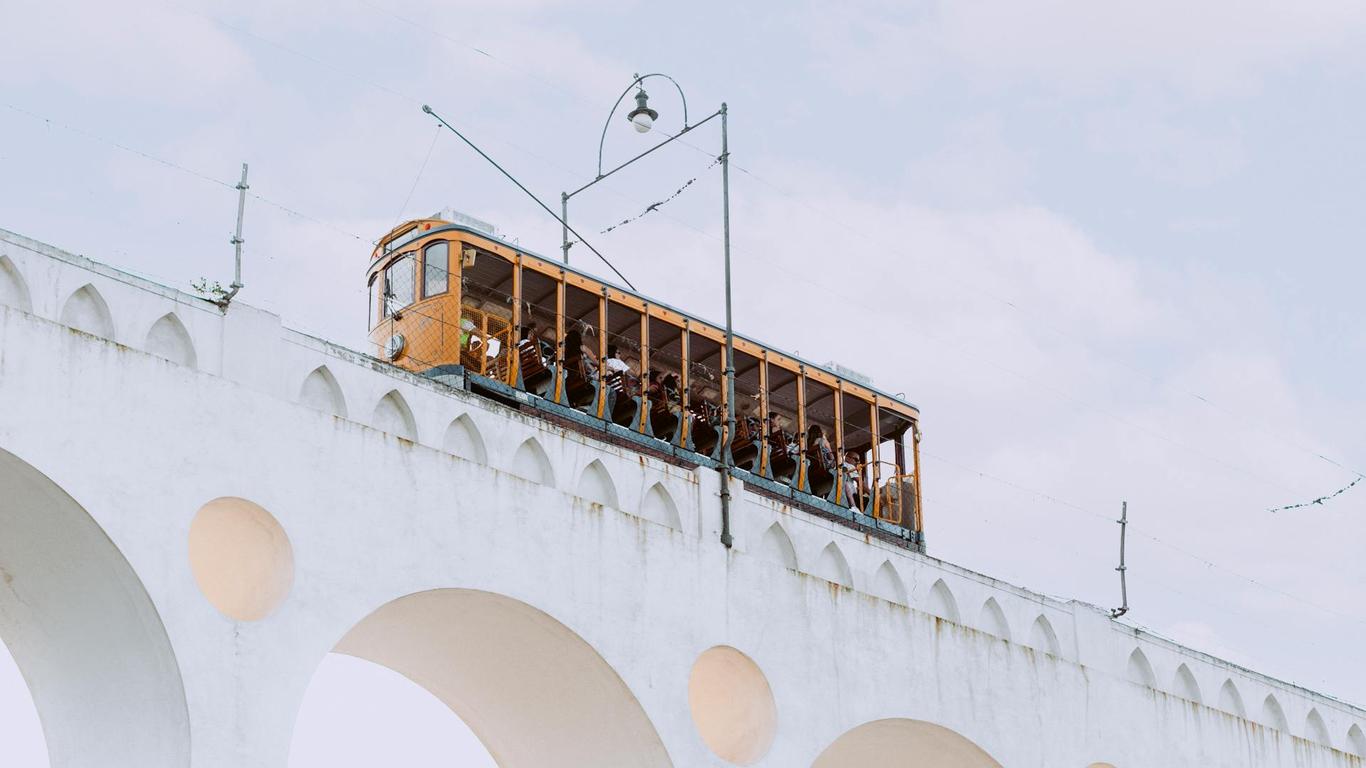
(13, 5, 1361, 629)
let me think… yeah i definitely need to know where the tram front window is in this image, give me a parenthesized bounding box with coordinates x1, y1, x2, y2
(384, 255, 416, 315)
(423, 242, 448, 297)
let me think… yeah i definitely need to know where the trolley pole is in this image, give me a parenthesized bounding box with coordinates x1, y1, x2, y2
(719, 102, 735, 549)
(1111, 501, 1129, 618)
(217, 162, 249, 307)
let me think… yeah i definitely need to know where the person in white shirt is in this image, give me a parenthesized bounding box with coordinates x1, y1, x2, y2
(604, 344, 631, 375)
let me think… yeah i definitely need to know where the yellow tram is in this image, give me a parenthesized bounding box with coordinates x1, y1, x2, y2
(367, 213, 923, 545)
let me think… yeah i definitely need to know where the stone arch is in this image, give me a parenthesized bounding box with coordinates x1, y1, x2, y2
(926, 579, 961, 624)
(1027, 615, 1060, 656)
(442, 413, 486, 463)
(1172, 663, 1202, 703)
(977, 597, 1011, 641)
(0, 254, 33, 312)
(1126, 648, 1156, 688)
(298, 365, 348, 418)
(639, 483, 682, 530)
(371, 390, 417, 442)
(1305, 708, 1332, 747)
(1346, 724, 1366, 756)
(143, 312, 197, 368)
(0, 446, 190, 766)
(510, 437, 554, 485)
(811, 718, 1002, 767)
(756, 522, 798, 570)
(810, 541, 853, 588)
(1260, 693, 1289, 731)
(60, 283, 115, 339)
(1218, 678, 1247, 717)
(871, 560, 907, 604)
(575, 459, 619, 508)
(311, 588, 671, 767)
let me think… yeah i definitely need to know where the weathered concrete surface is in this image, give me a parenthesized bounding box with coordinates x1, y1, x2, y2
(1, 228, 1362, 767)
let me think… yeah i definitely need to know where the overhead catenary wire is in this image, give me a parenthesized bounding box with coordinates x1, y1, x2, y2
(13, 3, 1362, 633)
(421, 105, 637, 291)
(355, 0, 1366, 494)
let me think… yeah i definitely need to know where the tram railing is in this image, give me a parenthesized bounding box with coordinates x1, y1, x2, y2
(875, 472, 918, 528)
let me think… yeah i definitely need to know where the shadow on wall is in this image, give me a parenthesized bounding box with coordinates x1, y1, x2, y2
(0, 447, 190, 767)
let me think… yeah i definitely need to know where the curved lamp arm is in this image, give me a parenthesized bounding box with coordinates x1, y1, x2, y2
(596, 72, 690, 178)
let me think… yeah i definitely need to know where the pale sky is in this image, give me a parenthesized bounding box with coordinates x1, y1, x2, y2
(3, 0, 1366, 764)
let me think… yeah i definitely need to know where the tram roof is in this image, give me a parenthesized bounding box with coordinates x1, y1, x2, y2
(373, 220, 921, 416)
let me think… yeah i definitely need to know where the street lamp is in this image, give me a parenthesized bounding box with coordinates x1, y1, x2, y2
(560, 72, 737, 548)
(626, 88, 657, 133)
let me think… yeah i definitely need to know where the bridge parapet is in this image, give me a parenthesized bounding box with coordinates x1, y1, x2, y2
(1, 226, 1363, 766)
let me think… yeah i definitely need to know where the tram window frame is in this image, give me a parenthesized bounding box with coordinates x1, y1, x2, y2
(368, 273, 378, 329)
(422, 241, 449, 299)
(382, 253, 416, 317)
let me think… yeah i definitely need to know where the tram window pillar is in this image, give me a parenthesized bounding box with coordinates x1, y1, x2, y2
(758, 352, 770, 476)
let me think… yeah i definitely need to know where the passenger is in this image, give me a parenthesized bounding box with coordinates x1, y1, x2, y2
(604, 344, 631, 375)
(808, 425, 835, 471)
(841, 450, 865, 510)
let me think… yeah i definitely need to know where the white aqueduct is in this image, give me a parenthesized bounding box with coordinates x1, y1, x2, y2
(0, 227, 1363, 767)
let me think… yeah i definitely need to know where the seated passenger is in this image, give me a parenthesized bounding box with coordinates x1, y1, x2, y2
(807, 425, 837, 495)
(562, 329, 597, 407)
(840, 450, 865, 510)
(605, 344, 631, 375)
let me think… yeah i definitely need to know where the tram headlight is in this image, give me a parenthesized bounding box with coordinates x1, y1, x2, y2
(385, 333, 406, 361)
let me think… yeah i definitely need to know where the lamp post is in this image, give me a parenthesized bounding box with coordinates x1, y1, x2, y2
(562, 73, 736, 548)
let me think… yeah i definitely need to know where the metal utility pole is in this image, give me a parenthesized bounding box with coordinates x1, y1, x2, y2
(1111, 501, 1129, 618)
(217, 163, 249, 307)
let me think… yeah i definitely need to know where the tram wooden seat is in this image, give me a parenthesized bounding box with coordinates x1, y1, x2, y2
(806, 443, 837, 496)
(689, 400, 720, 455)
(606, 372, 640, 427)
(731, 416, 761, 471)
(518, 338, 553, 396)
(768, 430, 798, 482)
(564, 356, 597, 408)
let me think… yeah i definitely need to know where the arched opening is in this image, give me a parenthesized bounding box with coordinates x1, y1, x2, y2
(0, 446, 190, 766)
(1217, 678, 1246, 718)
(756, 522, 798, 570)
(293, 589, 671, 768)
(810, 541, 853, 588)
(575, 460, 619, 508)
(0, 255, 33, 313)
(371, 390, 417, 442)
(811, 718, 1001, 767)
(1126, 648, 1156, 688)
(1304, 708, 1332, 747)
(871, 560, 907, 604)
(0, 637, 47, 767)
(442, 414, 486, 463)
(1172, 664, 1202, 703)
(509, 437, 554, 485)
(299, 365, 348, 418)
(143, 312, 197, 368)
(1027, 615, 1060, 656)
(926, 579, 960, 624)
(977, 598, 1011, 641)
(1347, 723, 1366, 756)
(640, 483, 682, 530)
(290, 654, 495, 767)
(59, 283, 115, 339)
(1260, 694, 1289, 731)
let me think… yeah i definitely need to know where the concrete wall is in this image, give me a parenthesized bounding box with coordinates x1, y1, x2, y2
(1, 227, 1363, 767)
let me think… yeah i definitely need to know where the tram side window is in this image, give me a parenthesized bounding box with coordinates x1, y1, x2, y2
(423, 241, 449, 298)
(383, 255, 416, 316)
